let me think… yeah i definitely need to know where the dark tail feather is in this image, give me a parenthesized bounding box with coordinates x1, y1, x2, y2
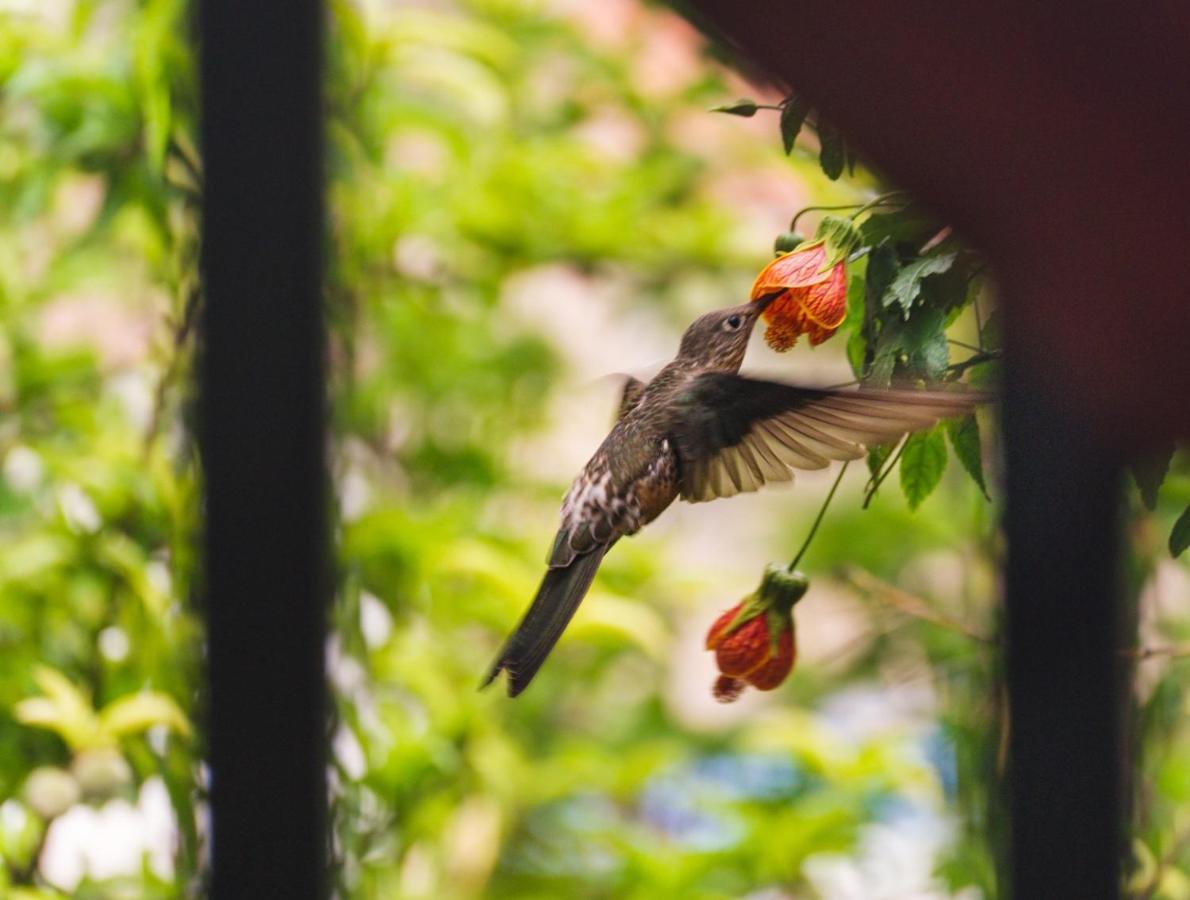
(482, 547, 608, 697)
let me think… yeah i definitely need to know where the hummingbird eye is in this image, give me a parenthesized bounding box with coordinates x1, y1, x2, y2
(724, 314, 743, 331)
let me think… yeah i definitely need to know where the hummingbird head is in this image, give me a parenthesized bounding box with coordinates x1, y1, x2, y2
(677, 293, 778, 372)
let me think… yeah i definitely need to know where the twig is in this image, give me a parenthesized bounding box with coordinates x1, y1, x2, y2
(142, 283, 202, 458)
(947, 338, 983, 353)
(945, 349, 1002, 380)
(842, 566, 995, 644)
(1123, 644, 1190, 661)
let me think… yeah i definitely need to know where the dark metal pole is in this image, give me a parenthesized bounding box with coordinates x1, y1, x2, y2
(1001, 354, 1124, 898)
(198, 0, 328, 895)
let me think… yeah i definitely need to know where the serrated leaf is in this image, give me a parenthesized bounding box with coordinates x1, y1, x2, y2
(911, 329, 950, 380)
(1171, 505, 1190, 557)
(947, 415, 988, 498)
(780, 94, 809, 154)
(883, 251, 958, 316)
(1130, 445, 1174, 510)
(865, 242, 898, 309)
(712, 99, 759, 117)
(818, 121, 845, 179)
(900, 425, 948, 509)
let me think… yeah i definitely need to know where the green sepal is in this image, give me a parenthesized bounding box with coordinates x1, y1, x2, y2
(814, 215, 861, 267)
(758, 565, 809, 612)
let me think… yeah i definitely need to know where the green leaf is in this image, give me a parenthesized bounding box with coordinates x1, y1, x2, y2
(846, 330, 867, 379)
(911, 329, 950, 380)
(712, 99, 759, 117)
(865, 242, 898, 311)
(15, 667, 101, 750)
(1130, 445, 1174, 510)
(818, 120, 845, 179)
(780, 94, 809, 154)
(883, 251, 958, 316)
(1171, 504, 1190, 558)
(900, 426, 948, 510)
(947, 415, 988, 498)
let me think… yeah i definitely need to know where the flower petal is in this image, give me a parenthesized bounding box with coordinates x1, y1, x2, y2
(750, 243, 831, 300)
(745, 624, 795, 690)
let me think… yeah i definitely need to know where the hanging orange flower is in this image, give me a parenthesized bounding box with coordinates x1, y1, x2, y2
(705, 567, 808, 702)
(751, 216, 858, 351)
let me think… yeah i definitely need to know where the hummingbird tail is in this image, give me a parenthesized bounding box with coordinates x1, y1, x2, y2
(482, 547, 609, 697)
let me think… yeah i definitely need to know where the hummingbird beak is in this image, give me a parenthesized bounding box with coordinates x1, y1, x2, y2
(752, 291, 782, 314)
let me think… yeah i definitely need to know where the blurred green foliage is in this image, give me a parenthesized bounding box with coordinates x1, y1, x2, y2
(0, 0, 1187, 898)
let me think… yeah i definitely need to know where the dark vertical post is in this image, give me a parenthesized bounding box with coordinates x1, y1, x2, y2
(1001, 353, 1124, 898)
(198, 0, 327, 896)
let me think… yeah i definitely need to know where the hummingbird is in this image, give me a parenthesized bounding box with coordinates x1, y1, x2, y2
(483, 294, 983, 696)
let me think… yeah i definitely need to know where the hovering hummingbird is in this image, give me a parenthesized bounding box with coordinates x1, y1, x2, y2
(483, 294, 982, 696)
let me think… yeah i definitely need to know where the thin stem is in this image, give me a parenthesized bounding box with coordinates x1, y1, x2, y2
(788, 191, 909, 234)
(973, 295, 985, 351)
(851, 189, 911, 220)
(863, 437, 906, 509)
(945, 349, 1002, 380)
(790, 461, 849, 571)
(790, 203, 866, 233)
(948, 338, 983, 352)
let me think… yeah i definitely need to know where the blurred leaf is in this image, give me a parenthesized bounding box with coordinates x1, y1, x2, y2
(817, 120, 844, 179)
(899, 426, 948, 510)
(1130, 445, 1174, 510)
(1171, 504, 1190, 558)
(711, 99, 758, 117)
(15, 667, 100, 750)
(779, 94, 809, 154)
(947, 415, 988, 498)
(100, 692, 192, 739)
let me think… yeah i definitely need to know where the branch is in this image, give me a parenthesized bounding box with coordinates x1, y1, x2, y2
(142, 283, 202, 458)
(841, 566, 995, 644)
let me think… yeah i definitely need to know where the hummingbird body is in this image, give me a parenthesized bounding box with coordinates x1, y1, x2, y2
(484, 298, 983, 696)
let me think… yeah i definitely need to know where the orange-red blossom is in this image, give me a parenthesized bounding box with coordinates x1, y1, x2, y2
(706, 567, 809, 702)
(750, 238, 849, 351)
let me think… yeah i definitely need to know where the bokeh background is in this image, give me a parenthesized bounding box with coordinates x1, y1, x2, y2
(1, 0, 1187, 898)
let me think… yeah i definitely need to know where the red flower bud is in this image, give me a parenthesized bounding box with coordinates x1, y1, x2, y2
(705, 567, 808, 702)
(744, 623, 795, 690)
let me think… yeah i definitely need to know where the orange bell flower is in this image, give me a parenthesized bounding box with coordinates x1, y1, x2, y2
(751, 216, 859, 351)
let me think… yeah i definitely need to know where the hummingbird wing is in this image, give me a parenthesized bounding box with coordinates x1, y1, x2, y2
(671, 373, 987, 503)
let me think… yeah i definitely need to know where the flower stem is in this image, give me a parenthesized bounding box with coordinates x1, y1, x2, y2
(788, 191, 911, 234)
(789, 461, 849, 571)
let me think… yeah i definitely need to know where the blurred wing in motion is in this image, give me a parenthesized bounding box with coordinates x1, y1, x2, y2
(672, 373, 988, 502)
